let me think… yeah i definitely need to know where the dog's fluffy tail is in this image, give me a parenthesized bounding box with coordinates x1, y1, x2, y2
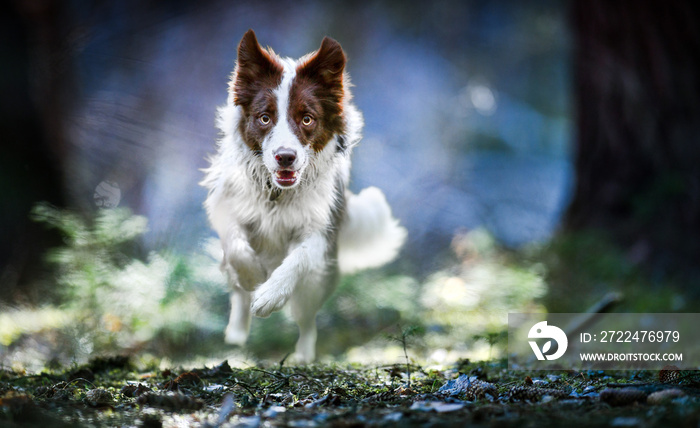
(337, 187, 407, 274)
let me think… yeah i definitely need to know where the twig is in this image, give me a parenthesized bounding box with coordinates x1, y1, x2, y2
(227, 378, 258, 400)
(402, 331, 411, 388)
(564, 292, 623, 338)
(278, 352, 291, 370)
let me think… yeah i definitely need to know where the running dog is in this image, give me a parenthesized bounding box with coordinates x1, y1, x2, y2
(202, 30, 406, 362)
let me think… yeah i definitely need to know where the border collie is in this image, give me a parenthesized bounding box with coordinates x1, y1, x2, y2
(202, 30, 406, 362)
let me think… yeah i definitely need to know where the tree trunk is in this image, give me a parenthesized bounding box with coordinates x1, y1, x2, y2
(567, 0, 700, 277)
(0, 0, 70, 303)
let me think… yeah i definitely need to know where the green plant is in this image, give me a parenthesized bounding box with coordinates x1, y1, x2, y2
(387, 324, 420, 388)
(28, 203, 228, 358)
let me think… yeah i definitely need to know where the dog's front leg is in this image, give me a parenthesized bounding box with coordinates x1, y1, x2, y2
(251, 232, 326, 318)
(222, 225, 266, 292)
(220, 225, 262, 345)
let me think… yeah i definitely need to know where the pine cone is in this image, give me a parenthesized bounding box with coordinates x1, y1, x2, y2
(362, 390, 395, 403)
(659, 365, 681, 383)
(463, 379, 497, 400)
(438, 375, 496, 400)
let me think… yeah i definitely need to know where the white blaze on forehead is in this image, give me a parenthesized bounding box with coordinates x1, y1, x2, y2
(266, 59, 299, 150)
(275, 58, 297, 122)
(263, 58, 307, 173)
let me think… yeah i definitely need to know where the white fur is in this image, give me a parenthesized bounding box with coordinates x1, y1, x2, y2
(338, 187, 408, 274)
(201, 50, 406, 363)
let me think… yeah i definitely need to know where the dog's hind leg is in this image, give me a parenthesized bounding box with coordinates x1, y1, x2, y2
(292, 309, 317, 363)
(289, 293, 319, 363)
(224, 287, 252, 346)
(288, 267, 338, 363)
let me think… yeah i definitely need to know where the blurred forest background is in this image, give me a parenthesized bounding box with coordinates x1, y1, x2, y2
(1, 0, 699, 370)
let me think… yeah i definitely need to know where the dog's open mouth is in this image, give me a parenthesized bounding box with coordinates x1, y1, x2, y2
(275, 170, 297, 187)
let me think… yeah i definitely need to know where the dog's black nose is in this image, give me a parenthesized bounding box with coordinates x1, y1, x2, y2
(274, 148, 297, 168)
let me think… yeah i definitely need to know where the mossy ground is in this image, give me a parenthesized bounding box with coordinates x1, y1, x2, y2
(6, 207, 698, 426)
(2, 357, 698, 427)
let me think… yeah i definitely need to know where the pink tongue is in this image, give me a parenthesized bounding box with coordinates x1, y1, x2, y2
(278, 171, 295, 179)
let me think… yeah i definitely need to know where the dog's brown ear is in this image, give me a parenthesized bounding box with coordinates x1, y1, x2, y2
(292, 37, 347, 144)
(296, 36, 346, 87)
(237, 30, 267, 70)
(232, 30, 283, 107)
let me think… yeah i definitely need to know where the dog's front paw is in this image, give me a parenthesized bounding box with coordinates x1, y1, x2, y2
(234, 261, 266, 291)
(224, 246, 266, 291)
(251, 281, 289, 318)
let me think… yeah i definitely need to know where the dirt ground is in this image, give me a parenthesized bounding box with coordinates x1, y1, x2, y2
(1, 357, 698, 427)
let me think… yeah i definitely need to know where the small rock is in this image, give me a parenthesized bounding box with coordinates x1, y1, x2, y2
(540, 395, 555, 403)
(263, 405, 287, 418)
(610, 416, 642, 426)
(383, 412, 403, 422)
(647, 388, 685, 404)
(85, 388, 113, 406)
(409, 401, 465, 413)
(600, 388, 647, 406)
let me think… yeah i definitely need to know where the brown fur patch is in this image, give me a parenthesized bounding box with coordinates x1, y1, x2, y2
(289, 37, 347, 152)
(231, 30, 284, 152)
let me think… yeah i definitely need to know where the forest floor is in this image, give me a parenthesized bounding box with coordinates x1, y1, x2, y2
(1, 356, 699, 427)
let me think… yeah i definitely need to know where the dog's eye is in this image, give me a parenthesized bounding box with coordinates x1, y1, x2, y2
(301, 115, 314, 126)
(259, 114, 271, 125)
